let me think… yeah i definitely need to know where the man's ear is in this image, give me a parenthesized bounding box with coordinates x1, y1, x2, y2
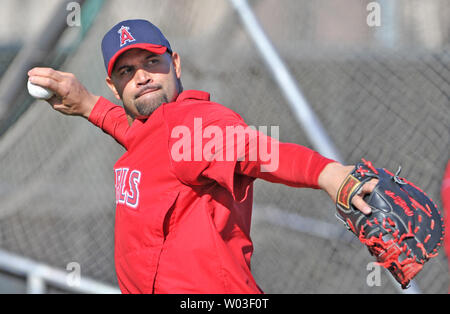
(106, 76, 121, 101)
(171, 52, 181, 79)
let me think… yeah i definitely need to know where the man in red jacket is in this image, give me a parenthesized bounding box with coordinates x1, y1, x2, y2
(28, 19, 375, 294)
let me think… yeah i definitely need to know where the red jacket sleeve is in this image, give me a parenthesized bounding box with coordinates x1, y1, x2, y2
(88, 96, 130, 149)
(236, 137, 335, 190)
(166, 101, 335, 201)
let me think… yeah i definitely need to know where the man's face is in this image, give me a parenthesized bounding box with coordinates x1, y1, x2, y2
(106, 48, 182, 120)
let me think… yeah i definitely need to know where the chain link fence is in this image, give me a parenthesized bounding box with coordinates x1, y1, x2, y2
(0, 0, 448, 293)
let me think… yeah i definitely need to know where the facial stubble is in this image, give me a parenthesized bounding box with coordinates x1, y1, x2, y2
(134, 92, 169, 117)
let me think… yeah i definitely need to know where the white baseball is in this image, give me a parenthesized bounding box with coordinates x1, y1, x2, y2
(27, 79, 54, 100)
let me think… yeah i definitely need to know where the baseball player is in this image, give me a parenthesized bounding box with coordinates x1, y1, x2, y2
(27, 19, 377, 294)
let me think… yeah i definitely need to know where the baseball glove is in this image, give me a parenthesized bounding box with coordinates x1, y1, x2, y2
(336, 159, 445, 289)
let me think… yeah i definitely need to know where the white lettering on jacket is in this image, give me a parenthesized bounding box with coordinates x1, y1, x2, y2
(115, 168, 141, 209)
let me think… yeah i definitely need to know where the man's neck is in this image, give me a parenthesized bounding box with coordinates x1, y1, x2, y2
(127, 114, 134, 126)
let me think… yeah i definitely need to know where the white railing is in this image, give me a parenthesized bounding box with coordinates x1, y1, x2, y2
(0, 249, 120, 294)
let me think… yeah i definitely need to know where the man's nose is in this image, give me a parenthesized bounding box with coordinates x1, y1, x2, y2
(134, 68, 152, 86)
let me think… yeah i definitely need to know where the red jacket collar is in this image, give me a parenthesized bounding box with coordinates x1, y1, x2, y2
(176, 90, 210, 102)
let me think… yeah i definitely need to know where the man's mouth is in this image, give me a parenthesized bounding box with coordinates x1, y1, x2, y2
(136, 86, 160, 99)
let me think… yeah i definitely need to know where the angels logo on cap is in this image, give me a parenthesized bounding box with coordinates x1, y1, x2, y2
(118, 25, 136, 47)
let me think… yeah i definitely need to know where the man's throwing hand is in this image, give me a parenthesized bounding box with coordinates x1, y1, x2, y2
(28, 67, 99, 119)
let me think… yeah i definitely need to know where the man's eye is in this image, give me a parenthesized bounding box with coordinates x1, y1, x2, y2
(147, 58, 159, 65)
(120, 68, 132, 76)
